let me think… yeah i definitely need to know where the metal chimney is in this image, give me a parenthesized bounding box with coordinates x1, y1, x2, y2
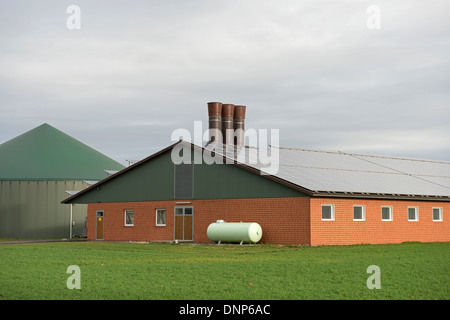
(233, 105, 246, 147)
(221, 104, 235, 145)
(207, 102, 222, 143)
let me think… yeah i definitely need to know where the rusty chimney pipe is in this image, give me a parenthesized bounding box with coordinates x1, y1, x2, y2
(221, 103, 235, 145)
(207, 102, 222, 143)
(233, 105, 246, 147)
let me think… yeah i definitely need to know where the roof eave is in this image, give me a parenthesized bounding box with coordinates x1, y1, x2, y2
(311, 191, 450, 202)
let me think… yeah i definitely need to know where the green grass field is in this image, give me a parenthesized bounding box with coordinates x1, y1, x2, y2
(0, 241, 448, 300)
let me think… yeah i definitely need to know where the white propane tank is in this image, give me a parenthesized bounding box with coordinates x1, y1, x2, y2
(207, 221, 262, 244)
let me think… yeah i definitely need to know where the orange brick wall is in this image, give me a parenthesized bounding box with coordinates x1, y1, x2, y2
(87, 197, 311, 245)
(310, 198, 450, 245)
(86, 197, 450, 245)
(88, 201, 177, 242)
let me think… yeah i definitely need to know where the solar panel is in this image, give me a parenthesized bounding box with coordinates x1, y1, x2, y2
(197, 141, 450, 198)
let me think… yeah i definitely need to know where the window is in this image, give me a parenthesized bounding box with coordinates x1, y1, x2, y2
(321, 205, 334, 220)
(353, 205, 365, 221)
(125, 209, 134, 226)
(433, 207, 443, 221)
(174, 163, 194, 198)
(381, 206, 393, 221)
(156, 209, 166, 226)
(408, 207, 419, 221)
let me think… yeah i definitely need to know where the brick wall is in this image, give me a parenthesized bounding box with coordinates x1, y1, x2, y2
(193, 197, 310, 244)
(88, 201, 177, 242)
(87, 197, 311, 245)
(86, 197, 450, 245)
(310, 198, 450, 245)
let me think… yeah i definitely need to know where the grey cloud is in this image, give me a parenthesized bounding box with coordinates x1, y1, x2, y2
(0, 0, 449, 164)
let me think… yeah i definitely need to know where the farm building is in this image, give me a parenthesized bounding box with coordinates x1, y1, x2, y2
(62, 103, 450, 245)
(0, 123, 125, 239)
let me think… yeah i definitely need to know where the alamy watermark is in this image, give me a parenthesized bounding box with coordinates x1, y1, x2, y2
(170, 121, 280, 175)
(66, 265, 81, 290)
(367, 5, 381, 30)
(66, 5, 81, 30)
(366, 265, 381, 289)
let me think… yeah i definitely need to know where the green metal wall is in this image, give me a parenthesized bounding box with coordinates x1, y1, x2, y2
(194, 155, 303, 199)
(68, 149, 304, 204)
(70, 151, 175, 204)
(0, 181, 89, 239)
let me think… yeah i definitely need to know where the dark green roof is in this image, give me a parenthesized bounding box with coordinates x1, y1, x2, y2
(0, 123, 125, 181)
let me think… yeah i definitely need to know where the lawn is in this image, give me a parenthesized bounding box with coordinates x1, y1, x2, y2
(0, 241, 448, 300)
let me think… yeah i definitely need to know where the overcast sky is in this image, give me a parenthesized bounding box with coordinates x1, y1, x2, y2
(1, 0, 449, 165)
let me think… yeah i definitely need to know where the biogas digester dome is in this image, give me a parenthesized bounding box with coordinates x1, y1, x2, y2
(0, 123, 124, 181)
(0, 123, 125, 239)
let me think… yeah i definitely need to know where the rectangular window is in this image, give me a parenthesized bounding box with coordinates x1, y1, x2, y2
(353, 205, 365, 221)
(433, 207, 443, 221)
(174, 163, 194, 199)
(381, 206, 392, 221)
(156, 209, 166, 226)
(321, 204, 334, 221)
(408, 207, 419, 221)
(125, 209, 134, 226)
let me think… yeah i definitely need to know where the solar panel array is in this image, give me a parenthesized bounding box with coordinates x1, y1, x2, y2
(199, 141, 450, 198)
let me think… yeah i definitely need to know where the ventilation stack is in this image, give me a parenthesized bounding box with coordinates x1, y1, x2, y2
(207, 102, 222, 143)
(221, 104, 235, 145)
(207, 102, 246, 147)
(233, 105, 246, 147)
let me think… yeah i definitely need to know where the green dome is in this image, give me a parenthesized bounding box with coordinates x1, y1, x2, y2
(0, 123, 125, 181)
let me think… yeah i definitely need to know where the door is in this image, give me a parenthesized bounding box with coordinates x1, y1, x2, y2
(96, 210, 104, 240)
(174, 207, 193, 241)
